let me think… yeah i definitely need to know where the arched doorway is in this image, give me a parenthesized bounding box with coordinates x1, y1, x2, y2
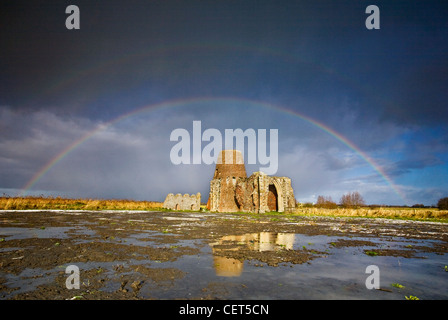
(267, 184, 278, 211)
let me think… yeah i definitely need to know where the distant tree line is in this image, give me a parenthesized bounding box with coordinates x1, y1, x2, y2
(438, 197, 448, 210)
(313, 191, 365, 209)
(340, 191, 365, 208)
(315, 195, 338, 209)
(298, 193, 448, 210)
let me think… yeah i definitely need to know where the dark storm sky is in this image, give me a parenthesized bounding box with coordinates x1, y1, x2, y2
(1, 0, 447, 205)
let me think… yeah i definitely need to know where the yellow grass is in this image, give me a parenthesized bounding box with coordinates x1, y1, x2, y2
(0, 196, 163, 211)
(293, 206, 448, 221)
(1, 196, 447, 221)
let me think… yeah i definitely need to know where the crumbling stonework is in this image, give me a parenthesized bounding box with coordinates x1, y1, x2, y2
(163, 192, 201, 211)
(207, 150, 296, 213)
(213, 149, 247, 179)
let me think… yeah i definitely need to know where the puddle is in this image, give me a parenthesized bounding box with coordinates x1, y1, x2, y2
(0, 226, 95, 240)
(156, 233, 448, 299)
(209, 232, 305, 277)
(1, 210, 447, 299)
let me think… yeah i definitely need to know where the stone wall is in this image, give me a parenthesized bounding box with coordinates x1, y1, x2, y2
(207, 150, 296, 213)
(163, 192, 201, 211)
(208, 170, 296, 214)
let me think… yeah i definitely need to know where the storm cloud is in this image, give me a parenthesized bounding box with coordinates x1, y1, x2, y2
(1, 0, 447, 205)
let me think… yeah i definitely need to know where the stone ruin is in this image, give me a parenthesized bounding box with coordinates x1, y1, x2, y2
(162, 150, 296, 213)
(206, 150, 296, 213)
(163, 192, 201, 211)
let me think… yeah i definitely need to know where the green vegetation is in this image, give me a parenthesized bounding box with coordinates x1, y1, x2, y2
(364, 250, 379, 256)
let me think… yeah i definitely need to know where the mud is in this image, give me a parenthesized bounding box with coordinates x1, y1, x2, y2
(1, 210, 447, 299)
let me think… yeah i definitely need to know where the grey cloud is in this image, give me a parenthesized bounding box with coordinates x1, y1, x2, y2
(386, 156, 444, 177)
(382, 62, 448, 126)
(1, 94, 445, 206)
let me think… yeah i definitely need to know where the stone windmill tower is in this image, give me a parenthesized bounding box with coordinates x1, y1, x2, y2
(213, 150, 247, 179)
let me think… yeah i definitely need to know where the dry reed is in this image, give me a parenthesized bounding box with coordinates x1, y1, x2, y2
(1, 196, 447, 221)
(0, 196, 163, 211)
(294, 206, 448, 220)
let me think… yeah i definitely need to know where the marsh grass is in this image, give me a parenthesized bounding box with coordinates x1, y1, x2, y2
(293, 207, 448, 222)
(234, 207, 448, 221)
(231, 207, 448, 222)
(0, 196, 163, 211)
(1, 196, 448, 221)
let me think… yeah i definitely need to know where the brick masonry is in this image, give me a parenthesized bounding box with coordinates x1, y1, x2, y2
(207, 150, 296, 213)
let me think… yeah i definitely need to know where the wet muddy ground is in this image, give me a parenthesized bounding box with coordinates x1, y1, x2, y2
(0, 210, 447, 300)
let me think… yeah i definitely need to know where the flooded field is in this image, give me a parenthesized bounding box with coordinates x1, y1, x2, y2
(0, 210, 447, 300)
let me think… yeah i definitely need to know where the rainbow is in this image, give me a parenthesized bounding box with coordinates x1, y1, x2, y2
(19, 97, 406, 203)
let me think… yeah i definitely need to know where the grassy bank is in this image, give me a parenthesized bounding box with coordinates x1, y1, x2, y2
(1, 196, 447, 222)
(0, 196, 163, 211)
(234, 206, 448, 222)
(293, 206, 448, 222)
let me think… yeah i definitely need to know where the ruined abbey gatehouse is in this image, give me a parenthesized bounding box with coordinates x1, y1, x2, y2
(206, 150, 296, 213)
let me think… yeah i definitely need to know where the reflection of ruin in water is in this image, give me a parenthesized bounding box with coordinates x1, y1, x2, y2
(210, 232, 295, 277)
